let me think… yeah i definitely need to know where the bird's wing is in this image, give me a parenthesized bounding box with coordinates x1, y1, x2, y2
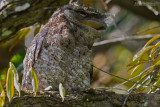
(34, 26, 49, 61)
(22, 26, 49, 90)
(28, 26, 49, 68)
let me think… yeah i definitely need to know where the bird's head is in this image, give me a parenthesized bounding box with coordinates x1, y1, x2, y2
(63, 3, 108, 31)
(62, 3, 109, 44)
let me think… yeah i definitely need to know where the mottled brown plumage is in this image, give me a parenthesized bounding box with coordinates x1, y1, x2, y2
(22, 3, 107, 91)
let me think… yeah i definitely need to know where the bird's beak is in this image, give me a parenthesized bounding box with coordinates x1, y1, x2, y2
(79, 18, 107, 30)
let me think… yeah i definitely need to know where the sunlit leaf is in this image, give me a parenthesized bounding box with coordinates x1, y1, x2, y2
(34, 26, 41, 36)
(31, 68, 38, 96)
(6, 67, 14, 102)
(10, 51, 25, 67)
(130, 64, 143, 77)
(144, 36, 160, 47)
(0, 83, 5, 107)
(128, 36, 160, 93)
(148, 78, 160, 93)
(127, 60, 140, 67)
(140, 66, 154, 79)
(9, 28, 31, 52)
(59, 83, 66, 102)
(82, 0, 93, 6)
(155, 60, 160, 66)
(150, 41, 160, 54)
(9, 62, 21, 96)
(129, 77, 149, 93)
(140, 53, 149, 62)
(150, 49, 158, 59)
(0, 82, 3, 94)
(134, 76, 151, 93)
(133, 46, 154, 61)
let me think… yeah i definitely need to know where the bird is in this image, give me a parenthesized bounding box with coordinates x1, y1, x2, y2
(22, 2, 108, 91)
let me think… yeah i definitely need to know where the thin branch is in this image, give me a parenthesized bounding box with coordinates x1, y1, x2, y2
(93, 65, 160, 89)
(134, 25, 160, 35)
(111, 65, 154, 90)
(122, 88, 136, 107)
(93, 34, 159, 53)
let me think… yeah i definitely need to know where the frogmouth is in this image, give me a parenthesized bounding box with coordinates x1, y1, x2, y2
(22, 3, 108, 91)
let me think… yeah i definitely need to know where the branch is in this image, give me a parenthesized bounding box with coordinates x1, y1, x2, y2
(4, 89, 160, 107)
(0, 0, 70, 42)
(109, 0, 160, 22)
(93, 34, 158, 53)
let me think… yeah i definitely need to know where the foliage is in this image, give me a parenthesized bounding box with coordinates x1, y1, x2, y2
(10, 51, 26, 68)
(9, 62, 21, 97)
(6, 67, 14, 102)
(0, 82, 5, 107)
(31, 68, 38, 96)
(2, 62, 39, 105)
(59, 83, 66, 102)
(128, 36, 160, 93)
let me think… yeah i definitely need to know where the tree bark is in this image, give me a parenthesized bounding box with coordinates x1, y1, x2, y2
(0, 0, 70, 42)
(4, 89, 160, 107)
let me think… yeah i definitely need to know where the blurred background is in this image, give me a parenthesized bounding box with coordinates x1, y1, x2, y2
(0, 0, 160, 94)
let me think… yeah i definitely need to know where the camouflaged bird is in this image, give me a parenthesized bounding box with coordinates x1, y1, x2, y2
(22, 3, 108, 91)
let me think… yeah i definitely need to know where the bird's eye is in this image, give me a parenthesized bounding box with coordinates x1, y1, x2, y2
(78, 11, 87, 17)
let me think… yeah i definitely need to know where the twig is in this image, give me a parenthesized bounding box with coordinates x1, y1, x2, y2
(111, 65, 153, 90)
(93, 65, 160, 89)
(122, 88, 136, 107)
(134, 25, 160, 35)
(93, 34, 159, 53)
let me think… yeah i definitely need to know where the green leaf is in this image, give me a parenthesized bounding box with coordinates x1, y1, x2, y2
(130, 64, 143, 77)
(144, 36, 160, 47)
(0, 87, 5, 107)
(9, 29, 31, 52)
(128, 60, 139, 67)
(34, 26, 41, 36)
(0, 82, 5, 106)
(155, 60, 160, 66)
(31, 68, 38, 96)
(148, 78, 160, 93)
(136, 80, 149, 93)
(9, 62, 21, 96)
(150, 49, 158, 59)
(133, 46, 154, 61)
(140, 53, 149, 62)
(59, 83, 66, 102)
(0, 81, 3, 94)
(6, 67, 14, 102)
(150, 41, 160, 54)
(140, 66, 154, 79)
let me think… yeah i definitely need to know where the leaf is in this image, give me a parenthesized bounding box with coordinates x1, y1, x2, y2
(155, 60, 160, 66)
(130, 64, 143, 77)
(148, 78, 160, 93)
(139, 53, 149, 62)
(9, 28, 31, 52)
(140, 66, 154, 79)
(133, 46, 154, 61)
(34, 26, 41, 36)
(9, 62, 21, 96)
(150, 49, 158, 59)
(6, 67, 14, 102)
(31, 68, 38, 96)
(128, 60, 139, 67)
(0, 81, 5, 107)
(59, 83, 66, 102)
(0, 90, 5, 107)
(136, 77, 150, 93)
(0, 81, 3, 94)
(150, 41, 160, 54)
(144, 36, 160, 47)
